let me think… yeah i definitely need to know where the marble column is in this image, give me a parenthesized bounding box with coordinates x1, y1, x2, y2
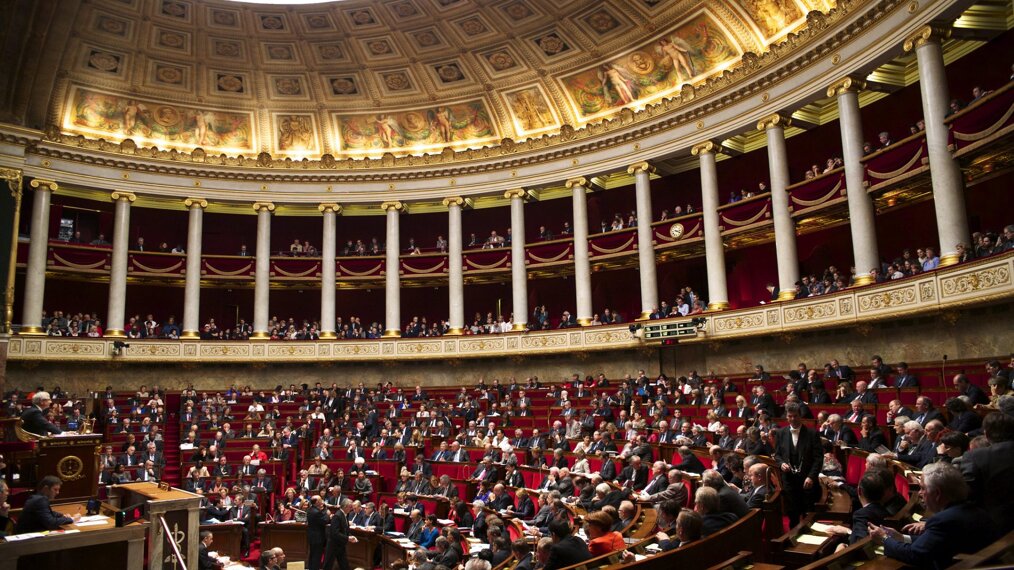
(505, 189, 529, 331)
(691, 142, 730, 310)
(105, 191, 135, 338)
(250, 202, 274, 339)
(904, 26, 969, 267)
(381, 201, 404, 337)
(318, 203, 341, 339)
(180, 198, 207, 339)
(628, 162, 659, 319)
(758, 114, 801, 299)
(19, 179, 57, 334)
(565, 177, 593, 325)
(827, 77, 880, 286)
(443, 197, 465, 335)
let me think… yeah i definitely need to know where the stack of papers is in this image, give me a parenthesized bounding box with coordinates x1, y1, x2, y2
(809, 522, 834, 534)
(78, 515, 109, 523)
(796, 534, 826, 545)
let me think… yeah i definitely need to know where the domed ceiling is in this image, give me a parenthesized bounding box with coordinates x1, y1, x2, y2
(53, 0, 834, 159)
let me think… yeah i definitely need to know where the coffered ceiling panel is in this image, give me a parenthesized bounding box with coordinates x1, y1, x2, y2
(51, 0, 829, 158)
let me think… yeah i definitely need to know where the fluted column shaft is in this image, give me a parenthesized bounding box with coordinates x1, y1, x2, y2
(759, 115, 800, 299)
(566, 177, 593, 325)
(444, 197, 465, 334)
(506, 189, 528, 331)
(319, 204, 340, 339)
(382, 201, 403, 337)
(828, 78, 880, 286)
(905, 27, 968, 266)
(181, 198, 207, 338)
(106, 191, 135, 338)
(629, 163, 659, 319)
(692, 143, 729, 310)
(251, 202, 274, 339)
(20, 179, 56, 334)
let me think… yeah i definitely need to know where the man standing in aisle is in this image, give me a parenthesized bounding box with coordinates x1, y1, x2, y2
(307, 495, 329, 570)
(323, 498, 358, 570)
(774, 402, 823, 527)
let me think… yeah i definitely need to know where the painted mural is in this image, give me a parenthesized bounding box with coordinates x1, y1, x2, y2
(503, 86, 559, 136)
(560, 12, 741, 121)
(274, 113, 319, 154)
(334, 100, 498, 153)
(741, 0, 805, 40)
(64, 86, 255, 152)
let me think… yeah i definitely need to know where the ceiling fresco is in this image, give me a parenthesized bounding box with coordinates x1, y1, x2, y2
(54, 0, 834, 158)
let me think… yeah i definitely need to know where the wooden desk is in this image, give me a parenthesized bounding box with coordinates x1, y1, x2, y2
(201, 522, 245, 560)
(0, 501, 147, 570)
(108, 482, 202, 570)
(258, 522, 414, 567)
(260, 522, 309, 562)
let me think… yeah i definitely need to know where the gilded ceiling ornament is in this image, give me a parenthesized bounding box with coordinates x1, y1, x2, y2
(87, 50, 120, 73)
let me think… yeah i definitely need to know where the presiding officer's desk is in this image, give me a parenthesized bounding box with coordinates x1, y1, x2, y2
(259, 522, 414, 567)
(0, 500, 148, 570)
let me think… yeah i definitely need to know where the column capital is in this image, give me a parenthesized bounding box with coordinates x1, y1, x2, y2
(252, 201, 275, 213)
(756, 113, 792, 131)
(441, 196, 465, 208)
(0, 167, 23, 198)
(318, 203, 342, 214)
(826, 75, 866, 98)
(690, 141, 722, 156)
(29, 178, 58, 192)
(626, 162, 656, 175)
(903, 25, 951, 52)
(504, 188, 528, 200)
(564, 176, 587, 189)
(110, 190, 136, 202)
(184, 197, 208, 209)
(380, 200, 404, 212)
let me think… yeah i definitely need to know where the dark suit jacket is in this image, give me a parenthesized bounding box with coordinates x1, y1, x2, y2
(14, 494, 73, 533)
(514, 496, 536, 519)
(831, 426, 859, 446)
(199, 543, 221, 570)
(674, 454, 706, 475)
(717, 485, 749, 518)
(490, 493, 514, 511)
(545, 535, 592, 570)
(434, 548, 460, 567)
(848, 502, 889, 544)
(774, 425, 823, 483)
(960, 440, 1014, 531)
(21, 407, 62, 435)
(515, 553, 534, 570)
(701, 512, 738, 536)
(618, 465, 650, 490)
(307, 506, 329, 545)
(884, 502, 1000, 569)
(897, 438, 935, 469)
(328, 510, 351, 550)
(741, 485, 767, 509)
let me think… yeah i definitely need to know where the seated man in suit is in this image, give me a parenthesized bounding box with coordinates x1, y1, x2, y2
(827, 414, 859, 446)
(20, 392, 62, 435)
(693, 487, 737, 536)
(544, 519, 591, 570)
(198, 530, 225, 570)
(870, 462, 1000, 569)
(431, 536, 460, 568)
(14, 476, 78, 533)
(673, 446, 706, 475)
(642, 468, 687, 506)
(825, 469, 890, 544)
(886, 421, 935, 469)
(489, 483, 514, 511)
(701, 469, 748, 519)
(739, 463, 770, 509)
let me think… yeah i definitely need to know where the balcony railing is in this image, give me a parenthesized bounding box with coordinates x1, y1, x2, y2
(8, 251, 1012, 363)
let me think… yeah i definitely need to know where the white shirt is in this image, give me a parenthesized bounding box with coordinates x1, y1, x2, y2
(790, 427, 800, 447)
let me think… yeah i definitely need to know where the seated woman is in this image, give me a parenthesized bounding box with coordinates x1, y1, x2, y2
(858, 415, 887, 452)
(585, 511, 626, 556)
(419, 514, 440, 548)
